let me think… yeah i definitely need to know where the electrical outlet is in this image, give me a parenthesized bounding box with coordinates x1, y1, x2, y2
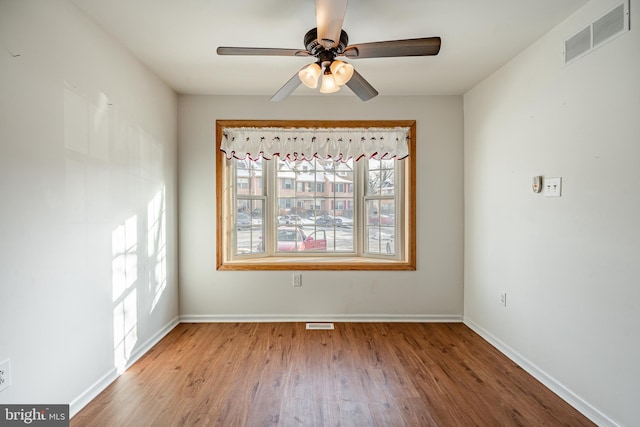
(500, 293, 507, 307)
(0, 359, 11, 392)
(293, 273, 302, 287)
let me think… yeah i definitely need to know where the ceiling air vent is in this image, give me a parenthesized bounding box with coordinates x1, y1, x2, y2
(565, 26, 591, 63)
(593, 4, 625, 47)
(564, 1, 629, 64)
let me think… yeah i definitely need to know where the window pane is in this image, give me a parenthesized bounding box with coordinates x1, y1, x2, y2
(325, 225, 354, 252)
(365, 199, 395, 254)
(236, 158, 263, 196)
(366, 225, 395, 255)
(368, 170, 381, 195)
(381, 159, 395, 170)
(367, 158, 394, 196)
(237, 178, 249, 189)
(236, 199, 264, 255)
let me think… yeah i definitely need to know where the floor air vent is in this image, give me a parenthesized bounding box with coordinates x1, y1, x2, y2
(306, 322, 335, 330)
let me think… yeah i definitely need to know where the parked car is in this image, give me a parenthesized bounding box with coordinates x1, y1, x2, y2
(257, 227, 327, 252)
(368, 214, 394, 225)
(315, 215, 343, 226)
(237, 213, 251, 229)
(278, 214, 304, 225)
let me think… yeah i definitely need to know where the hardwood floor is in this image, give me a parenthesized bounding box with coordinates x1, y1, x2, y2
(72, 323, 595, 426)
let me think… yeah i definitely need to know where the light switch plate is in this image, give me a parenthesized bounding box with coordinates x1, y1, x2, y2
(543, 177, 562, 197)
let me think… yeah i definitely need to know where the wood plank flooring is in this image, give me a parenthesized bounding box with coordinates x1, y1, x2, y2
(71, 323, 595, 426)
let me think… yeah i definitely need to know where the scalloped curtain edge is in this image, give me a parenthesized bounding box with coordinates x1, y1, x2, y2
(221, 127, 410, 162)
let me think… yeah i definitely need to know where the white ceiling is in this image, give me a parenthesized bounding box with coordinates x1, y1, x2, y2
(70, 0, 589, 97)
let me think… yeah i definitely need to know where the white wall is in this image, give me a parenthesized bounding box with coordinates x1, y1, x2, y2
(464, 0, 640, 425)
(0, 0, 179, 414)
(178, 95, 464, 321)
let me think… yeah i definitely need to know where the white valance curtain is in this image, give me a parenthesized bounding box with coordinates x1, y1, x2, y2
(220, 127, 410, 162)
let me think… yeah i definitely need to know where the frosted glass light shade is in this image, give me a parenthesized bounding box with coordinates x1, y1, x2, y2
(330, 60, 354, 86)
(298, 63, 322, 88)
(319, 72, 340, 93)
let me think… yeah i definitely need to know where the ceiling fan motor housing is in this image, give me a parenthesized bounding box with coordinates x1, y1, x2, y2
(304, 28, 349, 57)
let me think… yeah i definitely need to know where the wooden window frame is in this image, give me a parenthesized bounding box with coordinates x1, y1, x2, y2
(216, 120, 417, 271)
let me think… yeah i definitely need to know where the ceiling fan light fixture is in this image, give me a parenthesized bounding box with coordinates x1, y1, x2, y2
(330, 60, 354, 85)
(319, 69, 340, 93)
(217, 1, 442, 101)
(298, 63, 322, 88)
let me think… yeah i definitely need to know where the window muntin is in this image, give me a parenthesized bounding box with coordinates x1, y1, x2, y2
(216, 120, 416, 271)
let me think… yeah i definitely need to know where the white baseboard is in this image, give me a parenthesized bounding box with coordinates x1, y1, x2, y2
(180, 314, 464, 323)
(70, 316, 180, 418)
(69, 367, 118, 418)
(463, 317, 620, 427)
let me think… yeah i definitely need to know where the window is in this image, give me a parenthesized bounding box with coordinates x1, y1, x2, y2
(237, 178, 249, 189)
(216, 120, 416, 270)
(281, 179, 294, 190)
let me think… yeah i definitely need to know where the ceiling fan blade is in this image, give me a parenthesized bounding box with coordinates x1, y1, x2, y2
(270, 71, 303, 102)
(345, 69, 378, 101)
(316, 0, 348, 49)
(217, 47, 310, 57)
(343, 37, 441, 59)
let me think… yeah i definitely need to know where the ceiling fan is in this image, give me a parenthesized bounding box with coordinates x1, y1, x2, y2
(216, 0, 441, 101)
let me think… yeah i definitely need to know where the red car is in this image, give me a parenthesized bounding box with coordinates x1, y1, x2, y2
(257, 227, 327, 252)
(369, 214, 394, 225)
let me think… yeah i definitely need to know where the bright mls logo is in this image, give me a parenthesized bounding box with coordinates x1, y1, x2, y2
(1, 405, 69, 426)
